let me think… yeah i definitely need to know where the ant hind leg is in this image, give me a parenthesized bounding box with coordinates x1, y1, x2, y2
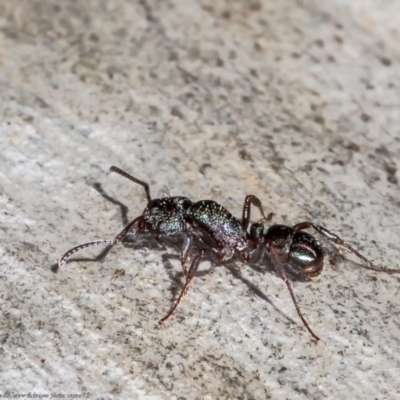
(269, 248, 320, 341)
(241, 195, 273, 231)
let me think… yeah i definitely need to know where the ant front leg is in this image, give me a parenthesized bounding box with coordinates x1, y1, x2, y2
(293, 222, 400, 274)
(241, 195, 273, 231)
(159, 249, 205, 323)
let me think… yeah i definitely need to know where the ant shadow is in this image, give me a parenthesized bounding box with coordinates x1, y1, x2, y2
(51, 183, 299, 327)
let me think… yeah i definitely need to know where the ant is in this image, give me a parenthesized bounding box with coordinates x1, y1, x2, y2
(56, 167, 399, 341)
(56, 166, 270, 322)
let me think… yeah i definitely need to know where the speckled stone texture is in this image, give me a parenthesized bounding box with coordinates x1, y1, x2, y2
(1, 1, 399, 399)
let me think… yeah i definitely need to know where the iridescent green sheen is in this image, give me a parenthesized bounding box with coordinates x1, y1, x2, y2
(142, 197, 192, 236)
(187, 200, 248, 250)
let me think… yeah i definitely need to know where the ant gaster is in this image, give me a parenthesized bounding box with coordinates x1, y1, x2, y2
(57, 166, 269, 322)
(57, 167, 399, 341)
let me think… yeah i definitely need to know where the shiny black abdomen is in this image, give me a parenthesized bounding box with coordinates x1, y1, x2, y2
(288, 231, 324, 279)
(187, 200, 248, 250)
(265, 225, 324, 280)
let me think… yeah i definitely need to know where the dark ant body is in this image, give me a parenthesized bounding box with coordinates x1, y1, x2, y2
(57, 166, 269, 322)
(57, 166, 399, 341)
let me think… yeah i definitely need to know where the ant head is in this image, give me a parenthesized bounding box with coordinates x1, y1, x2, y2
(139, 196, 192, 236)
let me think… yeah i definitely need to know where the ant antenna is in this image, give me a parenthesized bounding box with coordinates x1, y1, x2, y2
(110, 166, 152, 202)
(58, 215, 143, 269)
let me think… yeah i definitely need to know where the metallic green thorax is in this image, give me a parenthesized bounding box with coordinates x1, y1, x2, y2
(187, 200, 248, 250)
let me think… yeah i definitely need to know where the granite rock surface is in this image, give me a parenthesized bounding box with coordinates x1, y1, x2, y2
(0, 1, 399, 399)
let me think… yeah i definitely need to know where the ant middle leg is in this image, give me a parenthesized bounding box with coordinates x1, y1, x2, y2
(293, 222, 400, 274)
(159, 249, 205, 323)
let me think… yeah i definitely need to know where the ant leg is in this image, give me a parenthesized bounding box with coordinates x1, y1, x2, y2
(57, 215, 143, 270)
(180, 231, 194, 278)
(270, 249, 320, 341)
(241, 195, 271, 260)
(293, 222, 399, 274)
(110, 166, 151, 202)
(241, 195, 273, 230)
(159, 249, 205, 323)
(217, 247, 234, 262)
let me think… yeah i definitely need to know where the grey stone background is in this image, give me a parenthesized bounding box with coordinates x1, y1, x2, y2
(0, 0, 399, 399)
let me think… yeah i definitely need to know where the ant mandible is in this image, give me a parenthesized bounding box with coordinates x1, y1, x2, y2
(56, 166, 399, 341)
